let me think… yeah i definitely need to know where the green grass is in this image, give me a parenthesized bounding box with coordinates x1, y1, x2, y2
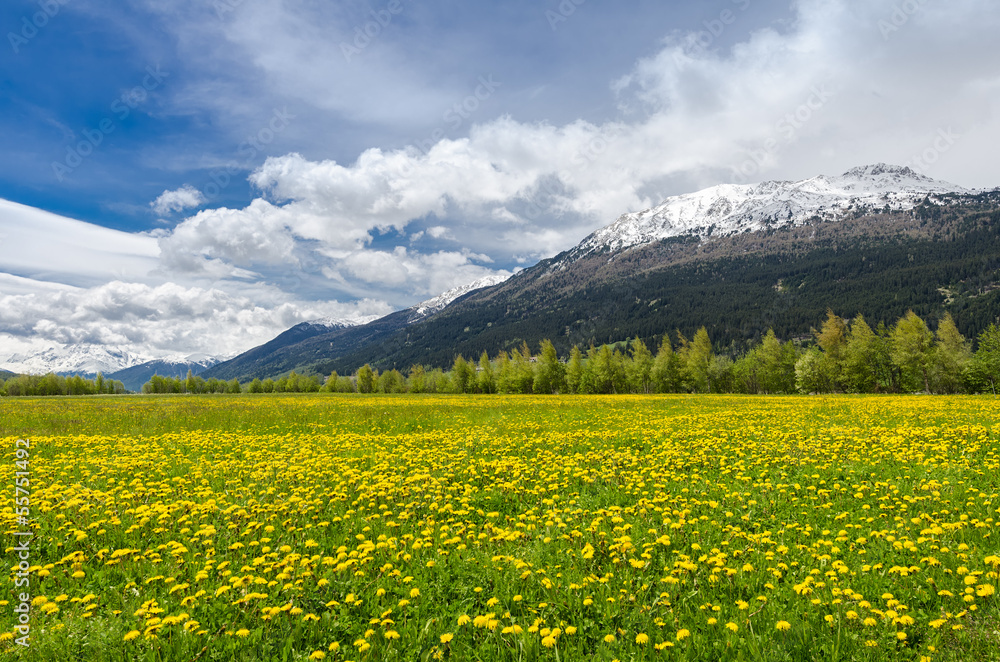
(1, 394, 999, 661)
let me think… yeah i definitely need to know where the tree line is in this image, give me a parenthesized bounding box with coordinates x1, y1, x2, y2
(0, 372, 126, 397)
(5, 309, 996, 397)
(166, 309, 999, 396)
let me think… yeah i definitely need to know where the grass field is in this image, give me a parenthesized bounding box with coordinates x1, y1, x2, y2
(2, 394, 999, 661)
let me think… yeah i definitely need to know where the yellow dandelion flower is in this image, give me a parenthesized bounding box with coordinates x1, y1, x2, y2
(775, 621, 791, 632)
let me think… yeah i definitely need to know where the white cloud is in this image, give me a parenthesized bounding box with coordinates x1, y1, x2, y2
(0, 198, 159, 287)
(145, 0, 1000, 332)
(151, 184, 207, 215)
(0, 278, 392, 361)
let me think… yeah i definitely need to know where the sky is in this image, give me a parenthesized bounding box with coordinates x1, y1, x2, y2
(2, 0, 999, 365)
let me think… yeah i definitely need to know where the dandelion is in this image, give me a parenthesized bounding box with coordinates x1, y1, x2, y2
(636, 633, 649, 644)
(123, 630, 141, 642)
(542, 635, 557, 648)
(775, 621, 791, 632)
(676, 629, 690, 640)
(440, 633, 454, 644)
(726, 622, 738, 632)
(604, 634, 616, 643)
(308, 652, 326, 660)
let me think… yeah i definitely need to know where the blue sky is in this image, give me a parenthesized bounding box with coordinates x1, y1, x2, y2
(2, 0, 774, 232)
(2, 0, 999, 366)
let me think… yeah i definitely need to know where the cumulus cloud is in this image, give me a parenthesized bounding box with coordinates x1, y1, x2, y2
(0, 278, 392, 360)
(155, 0, 1000, 298)
(151, 185, 207, 215)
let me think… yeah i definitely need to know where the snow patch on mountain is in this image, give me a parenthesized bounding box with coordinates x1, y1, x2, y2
(566, 164, 969, 263)
(411, 274, 512, 320)
(301, 315, 380, 330)
(0, 343, 151, 375)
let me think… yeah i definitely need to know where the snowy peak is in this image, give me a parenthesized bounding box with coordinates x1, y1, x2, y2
(0, 343, 150, 376)
(300, 316, 369, 331)
(411, 274, 512, 320)
(570, 164, 968, 260)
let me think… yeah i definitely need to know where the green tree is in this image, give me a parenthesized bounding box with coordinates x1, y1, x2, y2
(679, 328, 713, 393)
(891, 310, 934, 392)
(625, 338, 653, 394)
(931, 313, 971, 393)
(451, 355, 475, 394)
(408, 365, 427, 394)
(534, 339, 566, 394)
(356, 364, 376, 394)
(565, 346, 584, 394)
(227, 378, 242, 394)
(651, 334, 681, 393)
(758, 329, 797, 394)
(248, 378, 264, 393)
(814, 310, 848, 390)
(477, 351, 496, 394)
(966, 323, 1000, 394)
(842, 315, 878, 393)
(795, 347, 829, 394)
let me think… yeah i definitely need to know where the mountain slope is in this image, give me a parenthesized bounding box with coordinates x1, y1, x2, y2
(202, 275, 510, 382)
(202, 166, 1000, 379)
(313, 192, 1000, 374)
(107, 358, 219, 392)
(565, 164, 968, 262)
(0, 343, 149, 375)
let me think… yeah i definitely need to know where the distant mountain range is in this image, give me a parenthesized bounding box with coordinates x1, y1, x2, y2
(200, 274, 509, 382)
(5, 164, 998, 386)
(205, 164, 1000, 379)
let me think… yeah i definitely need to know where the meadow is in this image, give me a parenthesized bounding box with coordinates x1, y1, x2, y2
(1, 394, 998, 661)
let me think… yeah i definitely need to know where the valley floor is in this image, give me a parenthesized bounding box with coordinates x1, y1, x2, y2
(1, 394, 998, 661)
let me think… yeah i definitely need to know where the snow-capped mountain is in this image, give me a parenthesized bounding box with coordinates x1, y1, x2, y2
(410, 273, 512, 320)
(566, 164, 969, 263)
(301, 315, 380, 330)
(0, 343, 151, 375)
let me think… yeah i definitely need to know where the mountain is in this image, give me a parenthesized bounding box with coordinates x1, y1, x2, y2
(106, 357, 220, 392)
(177, 165, 1000, 380)
(562, 164, 968, 262)
(0, 343, 149, 376)
(201, 275, 511, 382)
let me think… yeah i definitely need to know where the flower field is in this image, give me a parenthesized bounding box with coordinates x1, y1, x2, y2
(2, 394, 999, 661)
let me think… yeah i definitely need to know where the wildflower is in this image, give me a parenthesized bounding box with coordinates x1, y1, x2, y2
(726, 622, 738, 632)
(775, 621, 791, 632)
(440, 633, 454, 644)
(676, 629, 690, 640)
(309, 652, 326, 660)
(604, 634, 616, 643)
(123, 630, 141, 642)
(636, 633, 649, 644)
